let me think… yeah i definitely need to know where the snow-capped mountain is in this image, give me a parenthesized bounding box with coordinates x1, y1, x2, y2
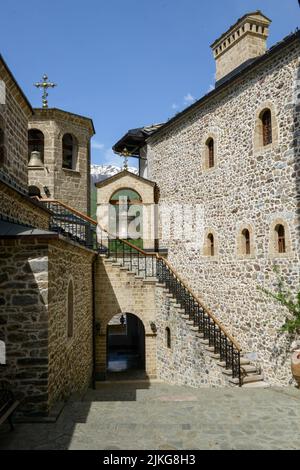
(90, 164, 138, 184)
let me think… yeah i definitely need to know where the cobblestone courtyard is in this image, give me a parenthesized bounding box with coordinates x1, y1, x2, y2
(0, 382, 300, 450)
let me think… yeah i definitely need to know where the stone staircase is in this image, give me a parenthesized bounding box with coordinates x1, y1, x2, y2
(100, 251, 268, 388)
(160, 286, 268, 388)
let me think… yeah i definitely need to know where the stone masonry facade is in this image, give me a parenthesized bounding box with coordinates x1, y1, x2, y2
(0, 238, 94, 416)
(0, 181, 50, 230)
(0, 58, 32, 192)
(0, 239, 49, 416)
(47, 240, 94, 410)
(145, 35, 300, 386)
(156, 285, 227, 387)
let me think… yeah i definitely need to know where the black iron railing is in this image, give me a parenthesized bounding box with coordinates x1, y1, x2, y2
(103, 235, 242, 386)
(41, 199, 104, 251)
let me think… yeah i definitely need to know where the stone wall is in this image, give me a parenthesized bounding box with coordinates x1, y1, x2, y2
(0, 181, 50, 230)
(0, 239, 49, 416)
(146, 40, 300, 386)
(0, 59, 31, 192)
(156, 285, 227, 387)
(0, 236, 95, 416)
(47, 240, 94, 409)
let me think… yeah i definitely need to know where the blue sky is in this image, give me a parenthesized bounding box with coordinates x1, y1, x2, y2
(0, 1, 299, 167)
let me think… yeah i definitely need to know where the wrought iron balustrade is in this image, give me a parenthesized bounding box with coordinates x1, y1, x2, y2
(40, 199, 100, 250)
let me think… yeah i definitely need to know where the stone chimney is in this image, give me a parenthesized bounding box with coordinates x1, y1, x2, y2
(211, 11, 271, 83)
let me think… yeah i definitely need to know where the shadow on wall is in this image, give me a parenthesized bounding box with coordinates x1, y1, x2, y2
(295, 64, 300, 259)
(0, 242, 49, 418)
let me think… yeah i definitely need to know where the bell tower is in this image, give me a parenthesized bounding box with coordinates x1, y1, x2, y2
(28, 108, 95, 215)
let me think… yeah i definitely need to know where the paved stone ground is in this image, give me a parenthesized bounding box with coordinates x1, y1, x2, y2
(0, 382, 300, 450)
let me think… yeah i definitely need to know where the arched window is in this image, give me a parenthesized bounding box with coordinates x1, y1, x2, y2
(67, 279, 74, 338)
(275, 224, 286, 254)
(242, 229, 251, 255)
(110, 189, 142, 205)
(261, 109, 272, 146)
(63, 133, 78, 170)
(207, 233, 214, 256)
(166, 327, 171, 349)
(28, 129, 44, 163)
(206, 138, 214, 168)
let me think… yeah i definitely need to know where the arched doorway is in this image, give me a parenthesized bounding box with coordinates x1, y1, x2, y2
(109, 189, 143, 248)
(106, 313, 146, 379)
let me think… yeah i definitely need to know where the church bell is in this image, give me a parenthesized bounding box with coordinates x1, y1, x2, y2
(28, 150, 43, 167)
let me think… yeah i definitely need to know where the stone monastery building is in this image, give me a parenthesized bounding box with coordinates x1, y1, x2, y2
(0, 11, 299, 418)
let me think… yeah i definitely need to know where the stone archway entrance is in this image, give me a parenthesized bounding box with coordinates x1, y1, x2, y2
(106, 313, 146, 379)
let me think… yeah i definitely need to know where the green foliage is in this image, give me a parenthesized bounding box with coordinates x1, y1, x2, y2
(258, 266, 300, 334)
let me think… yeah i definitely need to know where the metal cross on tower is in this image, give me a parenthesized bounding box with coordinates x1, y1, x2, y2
(34, 74, 57, 108)
(120, 147, 131, 171)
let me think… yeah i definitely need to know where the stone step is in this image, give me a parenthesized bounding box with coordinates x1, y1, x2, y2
(229, 374, 264, 386)
(209, 353, 221, 360)
(143, 277, 157, 285)
(242, 381, 270, 389)
(196, 333, 204, 338)
(190, 326, 199, 332)
(242, 374, 264, 384)
(217, 358, 250, 368)
(165, 293, 173, 298)
(176, 309, 185, 314)
(205, 346, 215, 352)
(156, 283, 166, 288)
(224, 367, 258, 377)
(217, 361, 226, 367)
(199, 339, 209, 345)
(240, 358, 251, 366)
(186, 320, 194, 325)
(181, 314, 190, 320)
(240, 365, 258, 374)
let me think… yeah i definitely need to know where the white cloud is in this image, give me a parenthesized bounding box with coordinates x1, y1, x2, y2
(183, 93, 196, 105)
(208, 84, 214, 92)
(91, 141, 105, 150)
(172, 103, 178, 110)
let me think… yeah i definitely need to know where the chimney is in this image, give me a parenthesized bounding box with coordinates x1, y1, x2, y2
(211, 11, 271, 83)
